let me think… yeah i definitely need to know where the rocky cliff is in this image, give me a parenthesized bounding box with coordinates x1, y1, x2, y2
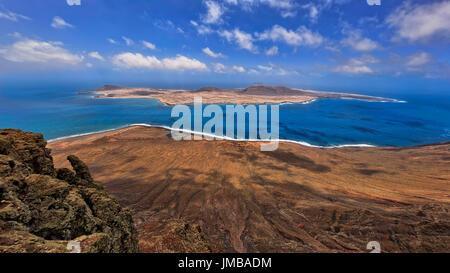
(0, 129, 138, 253)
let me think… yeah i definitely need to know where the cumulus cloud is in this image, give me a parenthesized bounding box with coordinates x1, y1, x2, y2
(212, 62, 227, 73)
(202, 0, 225, 24)
(108, 38, 117, 44)
(219, 28, 258, 53)
(51, 16, 73, 29)
(142, 41, 156, 50)
(0, 9, 30, 22)
(332, 55, 379, 74)
(112, 53, 208, 71)
(66, 0, 81, 6)
(232, 65, 245, 72)
(122, 36, 134, 46)
(341, 30, 380, 51)
(0, 37, 83, 64)
(202, 47, 224, 58)
(257, 25, 323, 47)
(386, 1, 450, 43)
(211, 62, 245, 73)
(265, 46, 278, 56)
(88, 51, 104, 61)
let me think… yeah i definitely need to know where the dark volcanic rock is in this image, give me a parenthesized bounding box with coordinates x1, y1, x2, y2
(193, 86, 222, 93)
(0, 129, 55, 176)
(240, 85, 298, 96)
(95, 85, 122, 91)
(68, 155, 94, 183)
(0, 129, 138, 253)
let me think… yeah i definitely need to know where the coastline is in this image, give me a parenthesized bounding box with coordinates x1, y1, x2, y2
(48, 123, 378, 149)
(47, 125, 450, 252)
(86, 85, 399, 105)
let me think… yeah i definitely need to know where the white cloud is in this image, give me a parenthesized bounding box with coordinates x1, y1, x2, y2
(400, 51, 448, 77)
(257, 25, 323, 47)
(202, 47, 224, 58)
(259, 0, 297, 17)
(0, 9, 30, 22)
(387, 1, 450, 43)
(0, 38, 83, 64)
(256, 62, 298, 76)
(202, 0, 225, 24)
(332, 55, 378, 74)
(260, 0, 294, 10)
(66, 0, 81, 6)
(265, 46, 278, 56)
(122, 36, 134, 46)
(163, 55, 208, 71)
(219, 28, 258, 53)
(302, 3, 319, 22)
(334, 64, 373, 74)
(108, 38, 117, 44)
(257, 65, 273, 71)
(190, 20, 213, 35)
(406, 51, 432, 67)
(88, 51, 105, 61)
(232, 65, 245, 72)
(341, 31, 380, 51)
(222, 0, 297, 18)
(212, 62, 227, 73)
(51, 16, 73, 29)
(86, 62, 93, 68)
(300, 0, 337, 22)
(211, 62, 245, 73)
(112, 53, 208, 71)
(142, 41, 156, 50)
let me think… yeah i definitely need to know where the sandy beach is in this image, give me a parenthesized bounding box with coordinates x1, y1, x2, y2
(48, 126, 450, 253)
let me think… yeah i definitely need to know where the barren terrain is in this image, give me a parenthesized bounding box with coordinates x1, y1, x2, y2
(49, 126, 450, 253)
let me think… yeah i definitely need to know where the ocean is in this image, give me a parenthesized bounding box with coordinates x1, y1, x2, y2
(1, 84, 449, 147)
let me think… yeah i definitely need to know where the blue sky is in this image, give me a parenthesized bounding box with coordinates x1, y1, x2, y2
(0, 0, 449, 94)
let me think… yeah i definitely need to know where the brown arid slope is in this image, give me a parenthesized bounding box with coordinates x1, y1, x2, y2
(86, 85, 395, 105)
(0, 129, 138, 253)
(48, 126, 450, 253)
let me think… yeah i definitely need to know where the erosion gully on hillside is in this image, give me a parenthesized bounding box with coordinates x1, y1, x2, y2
(49, 126, 450, 253)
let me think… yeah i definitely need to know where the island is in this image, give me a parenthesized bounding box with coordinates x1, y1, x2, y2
(83, 85, 397, 105)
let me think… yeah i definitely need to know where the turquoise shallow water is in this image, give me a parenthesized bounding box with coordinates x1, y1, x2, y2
(0, 84, 449, 147)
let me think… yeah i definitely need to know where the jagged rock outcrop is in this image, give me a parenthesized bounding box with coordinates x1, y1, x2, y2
(0, 129, 138, 253)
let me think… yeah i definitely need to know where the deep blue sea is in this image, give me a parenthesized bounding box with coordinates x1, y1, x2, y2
(1, 84, 449, 147)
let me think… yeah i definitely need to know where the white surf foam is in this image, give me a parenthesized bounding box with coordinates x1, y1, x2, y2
(48, 123, 377, 149)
